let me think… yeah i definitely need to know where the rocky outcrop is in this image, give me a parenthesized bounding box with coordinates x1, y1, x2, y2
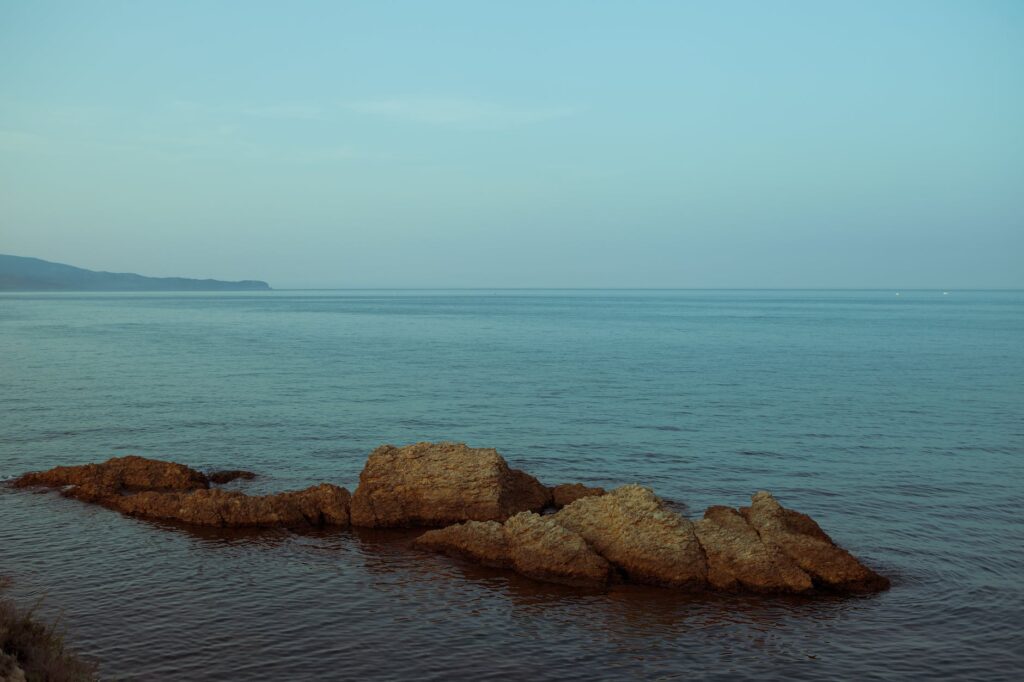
(414, 513, 612, 587)
(740, 491, 890, 593)
(13, 457, 349, 528)
(13, 455, 209, 494)
(415, 487, 888, 594)
(694, 505, 813, 593)
(413, 521, 511, 567)
(110, 484, 351, 527)
(12, 448, 890, 596)
(553, 485, 708, 589)
(551, 483, 606, 509)
(504, 512, 612, 587)
(350, 442, 550, 528)
(208, 470, 257, 484)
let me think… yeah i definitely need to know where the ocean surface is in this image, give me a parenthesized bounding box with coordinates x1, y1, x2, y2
(1, 290, 1022, 681)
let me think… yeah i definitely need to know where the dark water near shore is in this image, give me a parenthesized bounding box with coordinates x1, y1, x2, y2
(1, 290, 1022, 680)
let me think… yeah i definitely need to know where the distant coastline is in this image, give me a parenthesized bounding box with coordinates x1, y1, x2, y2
(0, 254, 271, 292)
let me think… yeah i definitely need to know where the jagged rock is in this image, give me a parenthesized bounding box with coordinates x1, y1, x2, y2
(350, 442, 550, 528)
(413, 520, 511, 567)
(208, 470, 257, 484)
(13, 455, 208, 494)
(551, 483, 606, 509)
(741, 491, 890, 593)
(694, 505, 813, 593)
(111, 484, 351, 527)
(504, 512, 612, 587)
(553, 485, 707, 589)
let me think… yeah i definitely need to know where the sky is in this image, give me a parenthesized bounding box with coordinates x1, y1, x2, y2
(1, 0, 1022, 288)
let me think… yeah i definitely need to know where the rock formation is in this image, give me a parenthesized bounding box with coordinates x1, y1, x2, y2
(553, 485, 708, 588)
(415, 485, 709, 590)
(13, 455, 209, 494)
(13, 456, 349, 528)
(694, 505, 813, 593)
(550, 483, 606, 509)
(108, 484, 350, 527)
(350, 442, 550, 527)
(415, 485, 888, 595)
(12, 445, 890, 596)
(740, 491, 891, 593)
(504, 512, 612, 587)
(413, 521, 511, 568)
(413, 513, 612, 587)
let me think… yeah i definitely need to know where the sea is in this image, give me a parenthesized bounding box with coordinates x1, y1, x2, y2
(1, 290, 1022, 681)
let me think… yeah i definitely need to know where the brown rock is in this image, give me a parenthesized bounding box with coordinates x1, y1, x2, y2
(551, 483, 606, 509)
(350, 442, 550, 528)
(11, 453, 890, 596)
(63, 481, 119, 505)
(741, 491, 890, 593)
(694, 505, 813, 593)
(208, 470, 257, 485)
(553, 484, 707, 589)
(415, 513, 613, 587)
(508, 469, 554, 512)
(13, 455, 349, 528)
(13, 455, 209, 494)
(503, 512, 612, 587)
(280, 483, 352, 526)
(111, 484, 351, 527)
(413, 520, 511, 567)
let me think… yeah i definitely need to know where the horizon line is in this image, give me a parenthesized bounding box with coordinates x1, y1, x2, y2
(272, 287, 1022, 291)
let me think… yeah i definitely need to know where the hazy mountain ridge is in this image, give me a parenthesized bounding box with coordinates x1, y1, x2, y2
(0, 254, 271, 291)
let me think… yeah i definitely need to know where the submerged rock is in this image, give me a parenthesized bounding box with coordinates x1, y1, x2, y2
(694, 506, 813, 593)
(208, 470, 257, 485)
(553, 484, 708, 589)
(550, 483, 606, 509)
(13, 455, 209, 494)
(741, 491, 890, 593)
(350, 442, 551, 528)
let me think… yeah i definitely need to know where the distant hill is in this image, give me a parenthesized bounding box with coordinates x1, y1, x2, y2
(0, 254, 271, 291)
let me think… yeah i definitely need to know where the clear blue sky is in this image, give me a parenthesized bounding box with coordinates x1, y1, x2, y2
(1, 0, 1021, 288)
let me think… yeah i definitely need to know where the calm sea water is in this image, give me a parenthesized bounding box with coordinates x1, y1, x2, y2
(1, 290, 1022, 681)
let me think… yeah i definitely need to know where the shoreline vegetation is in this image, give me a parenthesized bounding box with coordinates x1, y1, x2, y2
(0, 578, 97, 682)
